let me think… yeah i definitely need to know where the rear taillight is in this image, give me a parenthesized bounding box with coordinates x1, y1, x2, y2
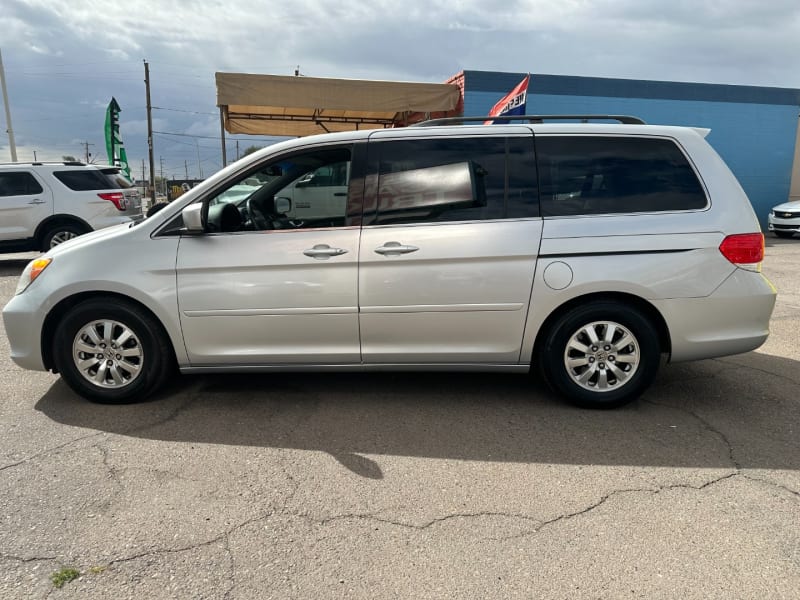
(98, 192, 126, 211)
(719, 233, 764, 272)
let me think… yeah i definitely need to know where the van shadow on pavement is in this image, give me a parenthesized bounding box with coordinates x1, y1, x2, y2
(35, 350, 800, 475)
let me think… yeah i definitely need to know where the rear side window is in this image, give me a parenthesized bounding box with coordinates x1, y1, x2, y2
(100, 168, 133, 189)
(370, 136, 538, 225)
(0, 172, 43, 196)
(53, 170, 123, 191)
(537, 136, 707, 216)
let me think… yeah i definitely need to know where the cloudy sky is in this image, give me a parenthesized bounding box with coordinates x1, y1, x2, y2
(2, 0, 799, 180)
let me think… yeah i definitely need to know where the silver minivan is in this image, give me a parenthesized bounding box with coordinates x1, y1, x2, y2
(2, 116, 777, 408)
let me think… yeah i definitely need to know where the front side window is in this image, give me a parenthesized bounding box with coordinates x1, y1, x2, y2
(0, 172, 44, 197)
(205, 147, 352, 232)
(370, 136, 538, 225)
(537, 136, 707, 216)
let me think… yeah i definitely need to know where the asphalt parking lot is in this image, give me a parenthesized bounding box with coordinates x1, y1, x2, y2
(1, 239, 798, 599)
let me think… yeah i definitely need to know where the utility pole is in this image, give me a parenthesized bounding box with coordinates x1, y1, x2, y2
(0, 48, 18, 162)
(184, 160, 188, 179)
(144, 60, 156, 205)
(33, 150, 37, 161)
(236, 140, 239, 161)
(219, 106, 227, 168)
(159, 156, 164, 196)
(140, 159, 145, 205)
(81, 141, 94, 163)
(194, 139, 203, 179)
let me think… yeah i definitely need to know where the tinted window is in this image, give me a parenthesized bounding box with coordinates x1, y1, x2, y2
(53, 170, 122, 191)
(537, 136, 707, 216)
(208, 147, 352, 231)
(372, 137, 537, 225)
(100, 168, 133, 189)
(0, 172, 43, 196)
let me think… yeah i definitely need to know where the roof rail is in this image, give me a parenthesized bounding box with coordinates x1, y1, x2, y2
(412, 115, 646, 127)
(0, 161, 87, 166)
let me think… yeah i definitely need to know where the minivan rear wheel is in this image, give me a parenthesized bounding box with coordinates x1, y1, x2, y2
(539, 301, 660, 409)
(53, 298, 173, 403)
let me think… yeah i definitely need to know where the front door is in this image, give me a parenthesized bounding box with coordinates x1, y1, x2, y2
(176, 145, 361, 365)
(0, 170, 52, 242)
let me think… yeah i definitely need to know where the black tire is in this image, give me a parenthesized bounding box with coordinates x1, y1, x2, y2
(773, 231, 795, 239)
(52, 298, 174, 404)
(539, 301, 661, 409)
(41, 223, 87, 251)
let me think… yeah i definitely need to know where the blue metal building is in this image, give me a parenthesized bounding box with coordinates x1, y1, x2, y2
(460, 70, 800, 228)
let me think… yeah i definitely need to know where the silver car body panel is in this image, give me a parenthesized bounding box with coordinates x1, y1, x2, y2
(359, 219, 543, 363)
(653, 269, 775, 361)
(4, 222, 187, 370)
(176, 228, 360, 364)
(180, 363, 530, 374)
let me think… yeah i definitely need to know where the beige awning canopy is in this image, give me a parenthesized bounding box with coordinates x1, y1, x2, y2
(216, 72, 461, 137)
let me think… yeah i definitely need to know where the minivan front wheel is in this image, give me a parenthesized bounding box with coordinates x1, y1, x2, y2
(53, 298, 173, 403)
(539, 302, 660, 409)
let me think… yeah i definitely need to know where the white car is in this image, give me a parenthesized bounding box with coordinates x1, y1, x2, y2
(767, 200, 800, 238)
(0, 162, 141, 252)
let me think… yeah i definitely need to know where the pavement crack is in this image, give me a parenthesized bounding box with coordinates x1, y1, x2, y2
(0, 432, 104, 473)
(711, 357, 800, 387)
(741, 474, 800, 500)
(500, 471, 740, 541)
(303, 473, 741, 542)
(105, 511, 274, 567)
(0, 554, 57, 563)
(223, 534, 236, 600)
(644, 399, 741, 469)
(313, 510, 543, 531)
(122, 392, 198, 436)
(90, 443, 126, 512)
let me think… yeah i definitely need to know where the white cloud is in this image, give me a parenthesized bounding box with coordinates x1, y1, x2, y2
(121, 118, 169, 136)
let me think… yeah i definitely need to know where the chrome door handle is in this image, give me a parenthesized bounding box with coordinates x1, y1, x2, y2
(374, 241, 419, 256)
(27, 199, 45, 205)
(303, 244, 348, 260)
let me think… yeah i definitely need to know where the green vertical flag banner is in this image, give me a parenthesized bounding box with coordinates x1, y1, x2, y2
(104, 97, 131, 179)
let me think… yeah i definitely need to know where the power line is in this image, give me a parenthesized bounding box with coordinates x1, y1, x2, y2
(13, 73, 144, 81)
(153, 129, 284, 142)
(152, 106, 216, 116)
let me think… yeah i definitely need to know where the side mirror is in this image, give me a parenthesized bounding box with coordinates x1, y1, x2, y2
(182, 203, 205, 233)
(275, 197, 292, 214)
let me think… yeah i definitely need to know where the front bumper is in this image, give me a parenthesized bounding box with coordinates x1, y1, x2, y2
(2, 286, 49, 372)
(767, 212, 800, 234)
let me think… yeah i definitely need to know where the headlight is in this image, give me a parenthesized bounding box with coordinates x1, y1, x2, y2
(15, 257, 52, 295)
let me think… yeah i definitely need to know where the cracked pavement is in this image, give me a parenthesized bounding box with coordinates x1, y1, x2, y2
(1, 240, 799, 599)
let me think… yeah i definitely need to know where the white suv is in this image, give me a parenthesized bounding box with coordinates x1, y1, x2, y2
(0, 162, 142, 252)
(2, 116, 777, 408)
